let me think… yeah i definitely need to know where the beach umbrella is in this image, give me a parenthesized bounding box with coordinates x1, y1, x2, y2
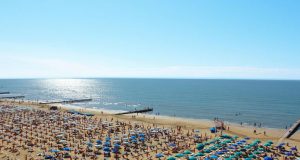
(204, 149, 211, 153)
(224, 158, 232, 160)
(195, 152, 205, 157)
(103, 147, 111, 152)
(284, 152, 293, 156)
(248, 154, 256, 159)
(210, 146, 217, 150)
(234, 151, 242, 157)
(210, 127, 217, 133)
(140, 137, 145, 141)
(188, 156, 197, 160)
(244, 158, 251, 160)
(216, 151, 223, 155)
(291, 146, 297, 151)
(169, 143, 176, 147)
(114, 144, 121, 148)
(263, 143, 271, 147)
(244, 137, 250, 140)
(45, 155, 54, 159)
(96, 140, 102, 144)
(175, 153, 184, 158)
(86, 142, 93, 147)
(63, 147, 71, 151)
(266, 140, 273, 144)
(264, 156, 273, 160)
(196, 143, 204, 150)
(156, 153, 164, 158)
(105, 137, 111, 141)
(183, 150, 192, 154)
(258, 148, 265, 151)
(210, 155, 218, 159)
(229, 155, 236, 159)
(233, 135, 239, 139)
(221, 134, 231, 139)
(49, 149, 60, 153)
(167, 156, 176, 160)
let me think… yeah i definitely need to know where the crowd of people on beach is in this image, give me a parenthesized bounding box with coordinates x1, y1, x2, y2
(0, 103, 299, 160)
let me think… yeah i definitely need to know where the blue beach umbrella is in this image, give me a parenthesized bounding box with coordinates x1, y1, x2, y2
(96, 140, 102, 144)
(210, 155, 218, 159)
(168, 143, 176, 147)
(49, 149, 60, 153)
(284, 152, 293, 156)
(264, 156, 273, 160)
(63, 147, 71, 151)
(156, 153, 164, 158)
(103, 147, 111, 152)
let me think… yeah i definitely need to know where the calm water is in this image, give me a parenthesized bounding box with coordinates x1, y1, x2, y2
(0, 78, 299, 129)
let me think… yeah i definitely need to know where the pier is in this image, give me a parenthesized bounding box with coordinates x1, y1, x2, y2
(39, 98, 92, 104)
(278, 119, 300, 144)
(0, 92, 10, 94)
(115, 107, 153, 115)
(0, 95, 25, 99)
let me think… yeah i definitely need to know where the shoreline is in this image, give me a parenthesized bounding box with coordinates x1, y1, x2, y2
(2, 99, 299, 147)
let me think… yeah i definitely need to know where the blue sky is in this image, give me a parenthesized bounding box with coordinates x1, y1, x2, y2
(0, 0, 299, 79)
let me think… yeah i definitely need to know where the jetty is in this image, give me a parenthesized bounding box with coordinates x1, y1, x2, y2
(39, 98, 92, 105)
(0, 95, 25, 99)
(278, 119, 300, 144)
(115, 107, 153, 115)
(0, 92, 10, 94)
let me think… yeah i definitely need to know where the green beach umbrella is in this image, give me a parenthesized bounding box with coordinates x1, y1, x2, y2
(258, 148, 265, 151)
(204, 149, 211, 153)
(254, 139, 261, 143)
(196, 143, 205, 150)
(210, 146, 217, 150)
(266, 140, 273, 144)
(248, 154, 256, 158)
(195, 152, 205, 157)
(175, 153, 184, 158)
(189, 156, 197, 160)
(167, 156, 176, 160)
(264, 143, 271, 147)
(183, 150, 192, 154)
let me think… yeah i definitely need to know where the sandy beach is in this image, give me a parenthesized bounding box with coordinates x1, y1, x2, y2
(0, 99, 299, 160)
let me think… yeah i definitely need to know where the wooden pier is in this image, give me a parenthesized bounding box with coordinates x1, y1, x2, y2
(0, 92, 10, 94)
(278, 119, 300, 144)
(39, 98, 92, 105)
(0, 95, 25, 99)
(115, 107, 153, 115)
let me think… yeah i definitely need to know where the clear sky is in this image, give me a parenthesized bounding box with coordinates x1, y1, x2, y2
(0, 0, 299, 79)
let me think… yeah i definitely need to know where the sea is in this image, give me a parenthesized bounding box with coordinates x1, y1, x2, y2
(0, 78, 299, 129)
